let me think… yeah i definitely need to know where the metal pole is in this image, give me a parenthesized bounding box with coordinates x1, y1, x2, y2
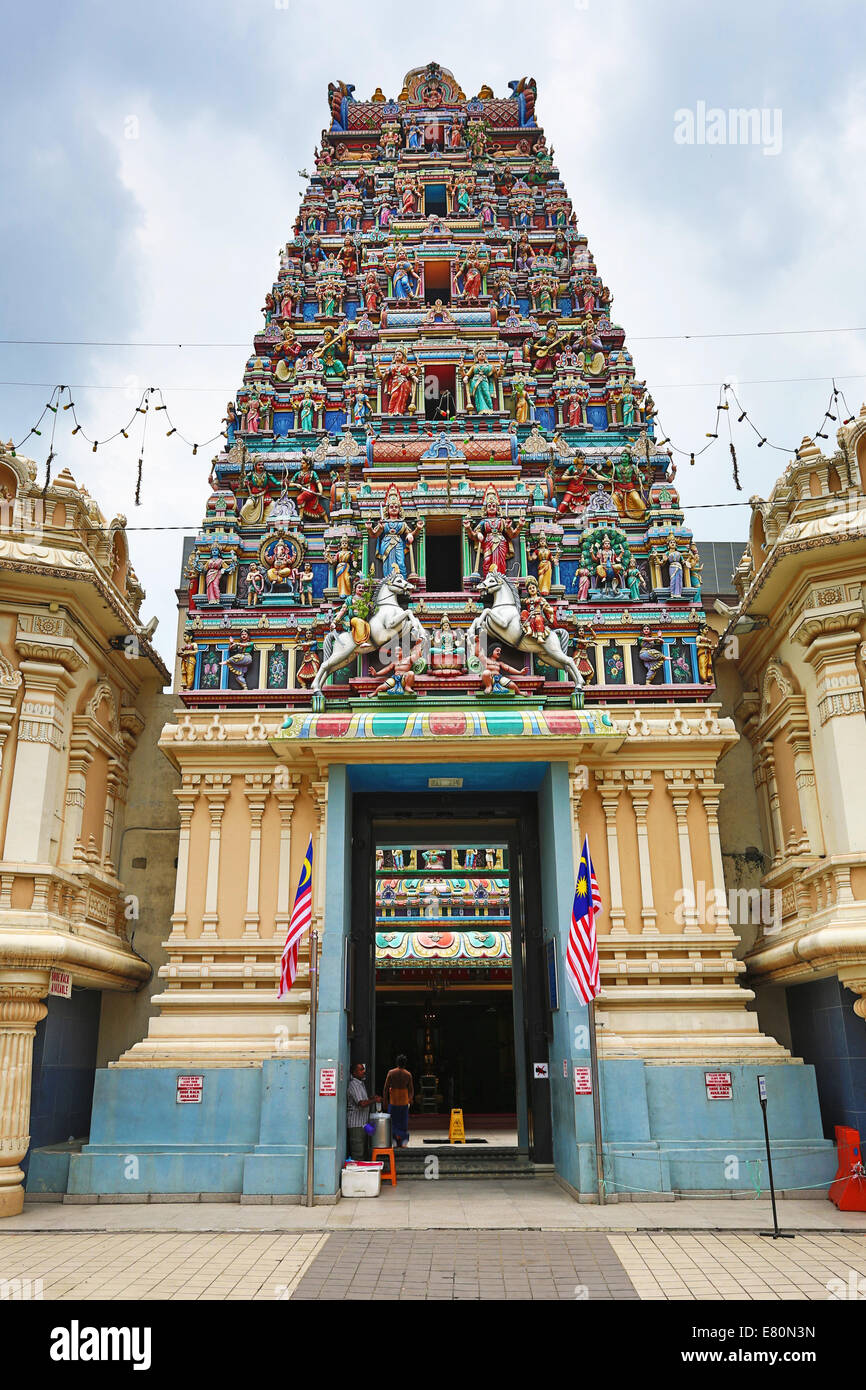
(588, 996, 605, 1205)
(305, 930, 319, 1209)
(757, 1073, 794, 1239)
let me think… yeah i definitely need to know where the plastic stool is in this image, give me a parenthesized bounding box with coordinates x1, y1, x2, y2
(372, 1147, 397, 1187)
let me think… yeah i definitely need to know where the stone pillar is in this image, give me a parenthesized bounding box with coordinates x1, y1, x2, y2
(61, 745, 94, 863)
(0, 970, 49, 1219)
(595, 771, 626, 933)
(310, 778, 329, 936)
(101, 759, 124, 875)
(753, 752, 777, 865)
(243, 773, 272, 938)
(625, 769, 657, 933)
(169, 774, 201, 941)
(763, 747, 785, 866)
(202, 773, 231, 937)
(786, 720, 824, 856)
(0, 658, 22, 780)
(665, 770, 698, 930)
(567, 761, 585, 870)
(4, 660, 75, 862)
(696, 771, 730, 929)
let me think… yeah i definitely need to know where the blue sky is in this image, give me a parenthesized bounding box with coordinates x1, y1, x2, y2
(2, 0, 865, 661)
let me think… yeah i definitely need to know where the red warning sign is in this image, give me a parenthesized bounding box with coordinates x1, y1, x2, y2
(574, 1066, 592, 1096)
(705, 1070, 733, 1101)
(176, 1074, 203, 1104)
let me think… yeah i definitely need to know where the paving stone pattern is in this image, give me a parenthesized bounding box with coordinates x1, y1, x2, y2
(290, 1230, 640, 1301)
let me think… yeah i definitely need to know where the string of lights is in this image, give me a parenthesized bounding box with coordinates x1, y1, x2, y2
(4, 373, 860, 510)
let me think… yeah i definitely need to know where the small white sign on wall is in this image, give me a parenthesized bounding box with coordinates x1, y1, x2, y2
(705, 1070, 733, 1101)
(49, 969, 71, 999)
(176, 1075, 203, 1104)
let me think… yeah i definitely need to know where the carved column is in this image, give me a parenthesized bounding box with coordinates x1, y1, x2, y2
(169, 774, 201, 941)
(310, 777, 329, 936)
(0, 658, 22, 779)
(786, 720, 824, 856)
(202, 773, 231, 937)
(243, 773, 272, 938)
(763, 747, 785, 866)
(101, 759, 124, 876)
(595, 771, 626, 933)
(4, 661, 75, 862)
(753, 752, 777, 865)
(0, 970, 49, 1219)
(274, 774, 301, 940)
(567, 760, 586, 870)
(665, 770, 698, 930)
(625, 769, 657, 933)
(696, 771, 730, 929)
(61, 745, 94, 863)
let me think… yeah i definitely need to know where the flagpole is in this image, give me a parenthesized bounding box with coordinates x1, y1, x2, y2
(305, 929, 319, 1209)
(588, 995, 605, 1205)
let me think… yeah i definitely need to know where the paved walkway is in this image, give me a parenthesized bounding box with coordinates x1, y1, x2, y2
(10, 1180, 866, 1233)
(1, 1222, 864, 1300)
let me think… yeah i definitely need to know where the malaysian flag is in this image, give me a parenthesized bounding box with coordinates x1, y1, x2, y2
(279, 835, 314, 997)
(565, 836, 602, 1005)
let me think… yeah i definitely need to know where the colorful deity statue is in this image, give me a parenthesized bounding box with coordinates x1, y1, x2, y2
(590, 531, 626, 594)
(263, 535, 300, 591)
(495, 270, 519, 311)
(297, 387, 317, 433)
(314, 324, 352, 377)
(338, 233, 358, 277)
(607, 449, 647, 519)
(686, 542, 703, 599)
(273, 323, 303, 382)
(574, 565, 591, 601)
(565, 386, 589, 429)
(639, 627, 666, 683)
(464, 486, 523, 577)
(242, 392, 261, 434)
(462, 347, 502, 413)
(297, 563, 314, 606)
(697, 624, 716, 683)
(362, 269, 382, 315)
(223, 631, 255, 690)
(197, 544, 237, 605)
(527, 320, 572, 372)
(332, 576, 374, 647)
(386, 247, 421, 299)
(178, 631, 197, 690)
(222, 401, 238, 444)
(430, 614, 465, 672)
(245, 561, 265, 606)
(577, 314, 606, 375)
(290, 457, 327, 517)
(373, 648, 419, 698)
(520, 575, 557, 638)
(625, 556, 643, 601)
(239, 458, 282, 526)
(368, 486, 418, 579)
(514, 230, 533, 271)
(511, 372, 531, 423)
(279, 275, 303, 319)
(573, 622, 595, 683)
(657, 533, 684, 598)
(295, 640, 321, 689)
(557, 455, 590, 515)
(377, 349, 418, 414)
(326, 531, 356, 597)
(530, 536, 558, 594)
(454, 243, 486, 302)
(479, 645, 523, 696)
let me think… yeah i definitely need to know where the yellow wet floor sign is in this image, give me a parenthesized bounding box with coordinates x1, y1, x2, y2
(449, 1108, 465, 1143)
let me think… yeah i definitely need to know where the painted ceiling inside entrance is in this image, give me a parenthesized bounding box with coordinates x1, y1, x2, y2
(177, 62, 716, 721)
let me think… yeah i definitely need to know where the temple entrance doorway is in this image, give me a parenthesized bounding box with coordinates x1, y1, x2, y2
(350, 793, 553, 1161)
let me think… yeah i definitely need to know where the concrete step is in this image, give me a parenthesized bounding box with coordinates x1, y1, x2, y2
(393, 1146, 538, 1179)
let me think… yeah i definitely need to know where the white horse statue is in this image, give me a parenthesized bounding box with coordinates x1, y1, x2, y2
(313, 571, 426, 693)
(466, 570, 584, 688)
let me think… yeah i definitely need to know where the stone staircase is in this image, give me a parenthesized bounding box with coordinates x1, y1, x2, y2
(394, 1146, 547, 1180)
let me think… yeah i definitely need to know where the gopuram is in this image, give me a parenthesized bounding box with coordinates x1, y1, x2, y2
(46, 65, 833, 1204)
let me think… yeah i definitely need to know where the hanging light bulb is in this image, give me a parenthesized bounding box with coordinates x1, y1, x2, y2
(92, 441, 98, 452)
(166, 428, 176, 437)
(72, 425, 80, 435)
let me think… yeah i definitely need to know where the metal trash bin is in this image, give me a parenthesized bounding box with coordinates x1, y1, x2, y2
(367, 1105, 392, 1150)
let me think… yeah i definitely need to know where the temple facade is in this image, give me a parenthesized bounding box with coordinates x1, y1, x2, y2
(20, 64, 841, 1205)
(0, 447, 168, 1216)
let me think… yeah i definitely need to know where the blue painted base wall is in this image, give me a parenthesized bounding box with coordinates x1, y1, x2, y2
(24, 988, 101, 1177)
(27, 761, 837, 1200)
(786, 976, 866, 1140)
